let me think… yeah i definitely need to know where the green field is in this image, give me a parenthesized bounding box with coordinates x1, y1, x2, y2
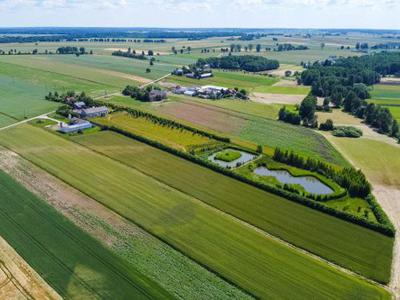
(165, 71, 279, 90)
(0, 169, 170, 299)
(371, 84, 400, 99)
(0, 125, 391, 299)
(215, 149, 242, 162)
(253, 84, 311, 95)
(71, 130, 393, 284)
(93, 111, 214, 151)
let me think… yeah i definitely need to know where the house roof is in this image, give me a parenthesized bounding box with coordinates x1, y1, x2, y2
(82, 106, 108, 114)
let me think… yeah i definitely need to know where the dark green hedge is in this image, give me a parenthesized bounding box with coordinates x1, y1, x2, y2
(93, 122, 395, 237)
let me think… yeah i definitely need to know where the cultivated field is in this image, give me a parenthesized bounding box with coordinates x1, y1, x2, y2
(93, 111, 214, 151)
(0, 169, 170, 299)
(0, 147, 249, 300)
(0, 124, 391, 299)
(71, 130, 393, 283)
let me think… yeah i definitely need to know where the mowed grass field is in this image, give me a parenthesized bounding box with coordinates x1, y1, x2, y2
(0, 169, 171, 299)
(93, 111, 213, 151)
(72, 130, 393, 283)
(0, 125, 391, 299)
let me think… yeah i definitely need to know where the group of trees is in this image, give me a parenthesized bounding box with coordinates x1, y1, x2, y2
(56, 46, 87, 55)
(196, 55, 279, 72)
(122, 85, 163, 102)
(276, 43, 309, 52)
(273, 148, 371, 198)
(279, 94, 319, 127)
(300, 52, 400, 140)
(112, 49, 149, 60)
(278, 107, 301, 125)
(45, 91, 96, 107)
(332, 126, 363, 138)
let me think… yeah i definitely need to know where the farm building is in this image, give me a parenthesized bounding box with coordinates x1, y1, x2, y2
(73, 101, 86, 109)
(78, 106, 109, 118)
(149, 90, 167, 102)
(58, 119, 92, 133)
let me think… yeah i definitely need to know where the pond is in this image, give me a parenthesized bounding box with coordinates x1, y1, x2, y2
(208, 149, 257, 168)
(253, 166, 333, 195)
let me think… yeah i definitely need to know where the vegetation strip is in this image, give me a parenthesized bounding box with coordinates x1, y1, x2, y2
(70, 129, 393, 284)
(0, 124, 391, 299)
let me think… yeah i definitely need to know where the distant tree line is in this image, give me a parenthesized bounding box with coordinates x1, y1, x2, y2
(111, 50, 147, 60)
(196, 55, 279, 72)
(276, 43, 309, 51)
(300, 52, 400, 140)
(273, 148, 371, 198)
(56, 46, 87, 55)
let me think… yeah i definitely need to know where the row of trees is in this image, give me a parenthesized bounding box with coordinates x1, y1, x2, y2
(112, 50, 148, 60)
(56, 46, 87, 55)
(276, 43, 309, 52)
(196, 55, 279, 72)
(273, 148, 371, 198)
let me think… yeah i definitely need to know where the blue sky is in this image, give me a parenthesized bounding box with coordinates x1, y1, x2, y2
(0, 0, 399, 29)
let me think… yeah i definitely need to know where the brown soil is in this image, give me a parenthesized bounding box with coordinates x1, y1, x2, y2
(0, 236, 61, 300)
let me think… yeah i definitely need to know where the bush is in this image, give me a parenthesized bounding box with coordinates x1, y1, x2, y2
(332, 126, 363, 138)
(319, 119, 334, 131)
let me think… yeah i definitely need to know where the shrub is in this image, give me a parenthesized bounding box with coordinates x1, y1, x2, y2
(332, 126, 363, 138)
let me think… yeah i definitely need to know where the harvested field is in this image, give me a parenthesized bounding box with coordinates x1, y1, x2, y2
(155, 101, 246, 134)
(0, 124, 390, 299)
(251, 92, 305, 105)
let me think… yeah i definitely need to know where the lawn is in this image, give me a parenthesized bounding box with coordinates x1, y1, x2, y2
(215, 149, 242, 162)
(71, 130, 393, 284)
(0, 125, 391, 299)
(165, 71, 279, 91)
(92, 111, 214, 151)
(370, 84, 400, 99)
(0, 169, 170, 299)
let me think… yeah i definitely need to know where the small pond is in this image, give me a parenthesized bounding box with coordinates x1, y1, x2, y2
(208, 149, 257, 168)
(254, 166, 333, 195)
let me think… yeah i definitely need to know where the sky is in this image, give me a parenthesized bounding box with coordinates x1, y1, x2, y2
(0, 0, 399, 29)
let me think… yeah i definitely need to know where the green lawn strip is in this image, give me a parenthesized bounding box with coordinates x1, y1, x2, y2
(0, 125, 390, 299)
(371, 84, 400, 99)
(253, 85, 311, 95)
(71, 130, 393, 284)
(215, 149, 242, 162)
(0, 169, 171, 299)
